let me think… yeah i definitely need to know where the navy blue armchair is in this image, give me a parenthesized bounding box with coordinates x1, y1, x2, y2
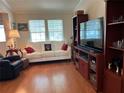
(0, 55, 23, 81)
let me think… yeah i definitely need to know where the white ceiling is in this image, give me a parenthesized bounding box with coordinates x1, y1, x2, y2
(4, 0, 81, 13)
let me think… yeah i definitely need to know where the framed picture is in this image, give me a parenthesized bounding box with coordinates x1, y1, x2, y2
(44, 44, 52, 51)
(18, 23, 28, 31)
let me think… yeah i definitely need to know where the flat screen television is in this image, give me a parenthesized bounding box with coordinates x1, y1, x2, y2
(80, 17, 104, 52)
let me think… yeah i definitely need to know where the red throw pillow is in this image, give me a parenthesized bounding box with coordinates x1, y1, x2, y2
(24, 47, 35, 53)
(61, 43, 68, 51)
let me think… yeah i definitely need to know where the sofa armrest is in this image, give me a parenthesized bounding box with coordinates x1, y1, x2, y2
(3, 55, 21, 62)
(67, 46, 71, 57)
(10, 60, 22, 67)
(67, 46, 71, 51)
(0, 60, 11, 67)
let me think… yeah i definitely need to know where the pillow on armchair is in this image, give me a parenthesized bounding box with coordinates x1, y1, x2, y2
(24, 47, 35, 53)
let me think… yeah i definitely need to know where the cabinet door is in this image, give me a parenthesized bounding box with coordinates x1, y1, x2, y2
(103, 70, 122, 93)
(79, 59, 88, 79)
(122, 77, 124, 93)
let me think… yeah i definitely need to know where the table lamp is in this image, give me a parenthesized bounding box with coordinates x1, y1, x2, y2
(8, 29, 20, 48)
(6, 38, 14, 49)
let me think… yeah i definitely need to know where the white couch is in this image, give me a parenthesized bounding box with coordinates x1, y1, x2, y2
(23, 41, 71, 63)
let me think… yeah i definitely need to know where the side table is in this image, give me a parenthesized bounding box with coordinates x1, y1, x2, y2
(21, 58, 29, 69)
(6, 48, 23, 57)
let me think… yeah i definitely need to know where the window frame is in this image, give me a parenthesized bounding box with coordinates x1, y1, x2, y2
(47, 19, 64, 41)
(0, 25, 6, 42)
(29, 20, 46, 42)
(29, 19, 64, 42)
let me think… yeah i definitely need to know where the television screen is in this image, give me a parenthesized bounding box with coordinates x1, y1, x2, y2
(80, 17, 104, 51)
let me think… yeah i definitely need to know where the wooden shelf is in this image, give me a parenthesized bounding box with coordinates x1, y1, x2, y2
(72, 12, 104, 93)
(89, 73, 97, 89)
(103, 1, 124, 93)
(77, 55, 88, 63)
(74, 46, 101, 57)
(90, 65, 96, 73)
(109, 47, 124, 52)
(74, 45, 104, 92)
(108, 21, 124, 26)
(74, 46, 88, 53)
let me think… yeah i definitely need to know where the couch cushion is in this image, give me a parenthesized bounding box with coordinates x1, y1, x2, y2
(25, 51, 55, 61)
(26, 42, 42, 51)
(25, 52, 43, 60)
(52, 41, 65, 51)
(54, 50, 69, 57)
(26, 41, 65, 52)
(41, 51, 55, 57)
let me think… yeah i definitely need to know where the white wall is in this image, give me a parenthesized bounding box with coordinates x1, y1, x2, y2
(0, 0, 13, 55)
(0, 0, 13, 25)
(75, 0, 105, 19)
(14, 12, 73, 49)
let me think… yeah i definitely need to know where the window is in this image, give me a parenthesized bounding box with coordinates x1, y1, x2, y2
(48, 20, 63, 41)
(29, 20, 45, 42)
(29, 19, 64, 42)
(0, 25, 6, 42)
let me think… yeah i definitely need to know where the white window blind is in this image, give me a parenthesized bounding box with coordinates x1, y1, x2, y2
(48, 20, 63, 41)
(0, 25, 6, 42)
(29, 20, 45, 42)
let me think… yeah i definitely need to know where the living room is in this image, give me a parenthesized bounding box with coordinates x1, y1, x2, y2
(0, 0, 124, 93)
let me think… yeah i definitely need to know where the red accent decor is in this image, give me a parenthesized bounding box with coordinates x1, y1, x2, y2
(25, 47, 35, 53)
(61, 43, 68, 51)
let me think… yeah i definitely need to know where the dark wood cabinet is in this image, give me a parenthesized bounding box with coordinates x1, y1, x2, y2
(72, 14, 88, 46)
(74, 46, 104, 92)
(103, 70, 122, 93)
(89, 54, 104, 92)
(103, 1, 124, 93)
(122, 77, 124, 93)
(72, 12, 88, 70)
(79, 59, 88, 79)
(72, 11, 104, 92)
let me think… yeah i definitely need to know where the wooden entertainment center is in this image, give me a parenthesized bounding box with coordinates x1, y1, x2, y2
(72, 0, 124, 93)
(72, 12, 104, 92)
(73, 46, 104, 92)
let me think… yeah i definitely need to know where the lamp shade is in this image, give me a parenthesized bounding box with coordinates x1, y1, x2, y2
(9, 29, 20, 38)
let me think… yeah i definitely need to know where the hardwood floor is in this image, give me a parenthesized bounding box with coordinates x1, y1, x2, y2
(0, 62, 96, 93)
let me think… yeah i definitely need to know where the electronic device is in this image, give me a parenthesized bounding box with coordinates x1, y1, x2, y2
(79, 17, 104, 52)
